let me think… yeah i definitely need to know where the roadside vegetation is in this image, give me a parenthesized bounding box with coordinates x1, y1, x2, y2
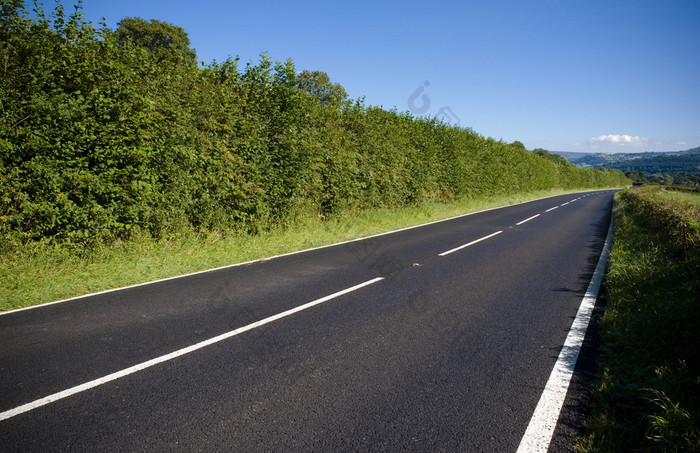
(578, 186, 700, 452)
(1, 188, 599, 311)
(1, 1, 628, 310)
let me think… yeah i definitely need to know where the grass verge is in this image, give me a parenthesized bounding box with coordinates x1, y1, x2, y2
(577, 187, 700, 452)
(1, 188, 605, 312)
(659, 187, 700, 208)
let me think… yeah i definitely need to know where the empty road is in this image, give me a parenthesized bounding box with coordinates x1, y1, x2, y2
(0, 191, 615, 451)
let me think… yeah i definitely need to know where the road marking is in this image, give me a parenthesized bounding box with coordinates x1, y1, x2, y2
(560, 202, 570, 206)
(545, 206, 559, 213)
(0, 277, 384, 422)
(516, 215, 613, 453)
(438, 231, 503, 257)
(516, 214, 541, 225)
(570, 198, 578, 202)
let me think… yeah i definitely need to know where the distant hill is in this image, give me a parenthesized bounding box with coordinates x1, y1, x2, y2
(551, 147, 700, 176)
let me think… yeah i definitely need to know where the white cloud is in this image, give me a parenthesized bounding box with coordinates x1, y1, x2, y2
(590, 134, 648, 145)
(579, 134, 650, 151)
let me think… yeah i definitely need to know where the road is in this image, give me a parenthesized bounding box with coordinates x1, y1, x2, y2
(0, 191, 614, 452)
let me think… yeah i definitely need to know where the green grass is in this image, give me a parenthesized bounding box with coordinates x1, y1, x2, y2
(659, 188, 700, 207)
(0, 188, 603, 312)
(577, 188, 700, 452)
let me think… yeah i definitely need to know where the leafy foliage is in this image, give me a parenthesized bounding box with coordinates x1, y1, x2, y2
(115, 17, 197, 65)
(626, 171, 700, 187)
(296, 70, 348, 106)
(0, 1, 629, 249)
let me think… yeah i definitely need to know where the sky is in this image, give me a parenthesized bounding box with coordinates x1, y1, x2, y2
(68, 0, 700, 153)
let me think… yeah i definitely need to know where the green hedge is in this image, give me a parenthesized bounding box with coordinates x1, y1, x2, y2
(0, 1, 629, 248)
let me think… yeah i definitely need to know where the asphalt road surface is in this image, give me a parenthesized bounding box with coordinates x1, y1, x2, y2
(0, 191, 615, 452)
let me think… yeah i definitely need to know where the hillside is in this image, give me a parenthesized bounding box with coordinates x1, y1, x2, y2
(552, 147, 700, 176)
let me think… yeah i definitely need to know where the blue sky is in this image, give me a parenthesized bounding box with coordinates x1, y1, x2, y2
(72, 0, 699, 153)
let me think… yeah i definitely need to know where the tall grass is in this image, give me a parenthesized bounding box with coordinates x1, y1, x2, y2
(578, 187, 700, 452)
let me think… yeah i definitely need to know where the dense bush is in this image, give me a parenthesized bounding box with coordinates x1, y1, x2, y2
(0, 1, 629, 248)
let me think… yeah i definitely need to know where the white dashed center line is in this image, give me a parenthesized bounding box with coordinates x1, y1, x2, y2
(516, 214, 541, 225)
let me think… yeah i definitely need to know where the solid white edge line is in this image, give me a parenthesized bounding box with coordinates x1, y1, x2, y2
(516, 214, 541, 226)
(0, 277, 384, 422)
(438, 231, 503, 257)
(516, 213, 613, 453)
(2, 191, 602, 317)
(545, 206, 559, 213)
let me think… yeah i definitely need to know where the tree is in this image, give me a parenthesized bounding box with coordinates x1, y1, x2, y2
(115, 17, 196, 65)
(510, 141, 527, 151)
(296, 70, 347, 106)
(533, 148, 569, 165)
